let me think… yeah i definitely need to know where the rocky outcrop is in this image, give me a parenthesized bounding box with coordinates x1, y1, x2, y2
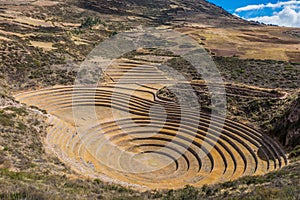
(272, 93, 300, 148)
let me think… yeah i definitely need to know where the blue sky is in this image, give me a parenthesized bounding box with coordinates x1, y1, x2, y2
(207, 0, 300, 27)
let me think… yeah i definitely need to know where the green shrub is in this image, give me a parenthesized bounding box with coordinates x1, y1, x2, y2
(80, 17, 103, 29)
(178, 185, 199, 200)
(94, 178, 102, 185)
(16, 122, 27, 132)
(4, 107, 28, 116)
(289, 145, 300, 159)
(0, 111, 14, 127)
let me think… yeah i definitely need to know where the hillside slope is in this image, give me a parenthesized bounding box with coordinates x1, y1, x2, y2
(271, 93, 300, 148)
(0, 0, 299, 199)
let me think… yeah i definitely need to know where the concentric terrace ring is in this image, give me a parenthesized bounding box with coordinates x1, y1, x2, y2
(15, 84, 287, 189)
(13, 28, 287, 189)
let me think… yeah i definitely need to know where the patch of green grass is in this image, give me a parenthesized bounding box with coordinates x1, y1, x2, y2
(0, 187, 49, 200)
(4, 107, 28, 116)
(16, 122, 27, 132)
(0, 110, 14, 127)
(164, 185, 199, 200)
(0, 168, 41, 181)
(243, 185, 300, 200)
(0, 192, 27, 200)
(289, 145, 300, 159)
(3, 146, 9, 151)
(80, 17, 104, 29)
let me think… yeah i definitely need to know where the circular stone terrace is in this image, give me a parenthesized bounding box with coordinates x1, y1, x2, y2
(14, 55, 288, 190)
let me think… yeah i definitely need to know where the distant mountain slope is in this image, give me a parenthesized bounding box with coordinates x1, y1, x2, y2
(74, 0, 251, 26)
(69, 0, 300, 60)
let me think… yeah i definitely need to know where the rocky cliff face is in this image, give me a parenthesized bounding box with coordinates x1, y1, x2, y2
(272, 93, 300, 148)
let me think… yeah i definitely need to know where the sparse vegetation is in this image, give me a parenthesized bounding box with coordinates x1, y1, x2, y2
(0, 0, 299, 199)
(0, 109, 16, 126)
(80, 17, 105, 29)
(213, 57, 300, 89)
(289, 146, 300, 160)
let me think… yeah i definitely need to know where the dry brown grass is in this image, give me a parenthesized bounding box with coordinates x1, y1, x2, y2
(177, 26, 300, 62)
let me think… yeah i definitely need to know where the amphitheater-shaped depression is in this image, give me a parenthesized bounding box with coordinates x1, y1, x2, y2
(15, 58, 288, 189)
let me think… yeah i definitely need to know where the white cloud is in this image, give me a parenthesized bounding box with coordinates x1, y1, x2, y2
(248, 6, 300, 27)
(232, 13, 240, 17)
(235, 4, 268, 12)
(235, 1, 300, 27)
(235, 0, 300, 12)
